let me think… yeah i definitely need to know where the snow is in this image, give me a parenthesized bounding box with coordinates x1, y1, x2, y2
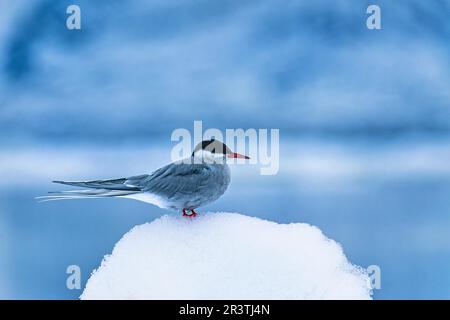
(81, 212, 372, 300)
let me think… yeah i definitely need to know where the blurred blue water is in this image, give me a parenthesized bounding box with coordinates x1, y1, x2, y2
(1, 0, 450, 141)
(0, 0, 449, 299)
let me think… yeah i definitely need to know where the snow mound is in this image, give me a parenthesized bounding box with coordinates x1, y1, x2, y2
(81, 213, 371, 299)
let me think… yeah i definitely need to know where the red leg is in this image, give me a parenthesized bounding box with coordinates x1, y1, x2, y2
(182, 208, 197, 218)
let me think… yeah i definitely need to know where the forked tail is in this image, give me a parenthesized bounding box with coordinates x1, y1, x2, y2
(35, 178, 144, 202)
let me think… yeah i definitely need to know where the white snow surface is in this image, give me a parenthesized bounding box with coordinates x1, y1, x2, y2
(81, 212, 372, 300)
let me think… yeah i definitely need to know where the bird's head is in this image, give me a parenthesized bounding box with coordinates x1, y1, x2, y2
(192, 139, 250, 163)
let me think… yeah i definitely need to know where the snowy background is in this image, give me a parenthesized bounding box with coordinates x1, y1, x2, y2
(0, 0, 449, 299)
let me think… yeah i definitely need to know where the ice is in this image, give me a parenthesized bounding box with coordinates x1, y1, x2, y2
(81, 212, 371, 299)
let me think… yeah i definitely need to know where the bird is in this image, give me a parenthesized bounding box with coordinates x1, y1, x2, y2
(36, 139, 250, 218)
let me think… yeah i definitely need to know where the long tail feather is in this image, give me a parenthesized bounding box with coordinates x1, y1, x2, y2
(35, 189, 140, 202)
(36, 177, 146, 202)
(52, 179, 140, 191)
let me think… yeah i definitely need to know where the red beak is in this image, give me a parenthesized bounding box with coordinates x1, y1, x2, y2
(228, 152, 250, 159)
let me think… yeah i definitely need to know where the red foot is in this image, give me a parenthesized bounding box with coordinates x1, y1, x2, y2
(182, 209, 197, 218)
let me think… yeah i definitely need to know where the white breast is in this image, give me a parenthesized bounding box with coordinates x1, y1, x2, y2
(123, 192, 169, 209)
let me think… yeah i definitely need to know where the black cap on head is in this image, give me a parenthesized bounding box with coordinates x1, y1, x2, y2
(192, 139, 232, 156)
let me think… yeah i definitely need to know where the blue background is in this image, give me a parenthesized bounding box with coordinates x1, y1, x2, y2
(0, 0, 449, 299)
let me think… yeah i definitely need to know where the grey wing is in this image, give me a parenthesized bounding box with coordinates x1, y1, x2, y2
(37, 163, 225, 208)
(136, 163, 214, 198)
(39, 162, 210, 200)
(52, 176, 147, 191)
(134, 162, 230, 210)
(48, 164, 213, 197)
